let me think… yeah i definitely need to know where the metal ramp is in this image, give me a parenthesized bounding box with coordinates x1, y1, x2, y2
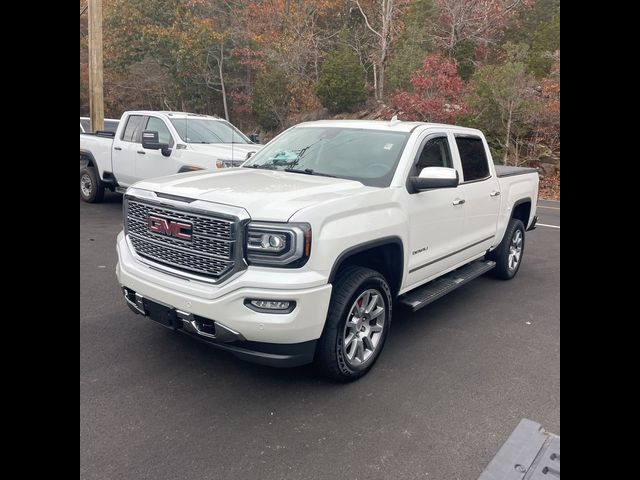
(478, 419, 560, 480)
(399, 260, 496, 312)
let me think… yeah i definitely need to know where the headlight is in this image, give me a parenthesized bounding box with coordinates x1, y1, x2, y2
(216, 158, 243, 168)
(246, 222, 311, 267)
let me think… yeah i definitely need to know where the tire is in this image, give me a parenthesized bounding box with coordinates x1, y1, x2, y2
(487, 218, 525, 280)
(315, 266, 392, 382)
(80, 166, 105, 203)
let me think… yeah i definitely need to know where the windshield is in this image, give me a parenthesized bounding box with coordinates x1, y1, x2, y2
(170, 118, 250, 144)
(243, 127, 410, 187)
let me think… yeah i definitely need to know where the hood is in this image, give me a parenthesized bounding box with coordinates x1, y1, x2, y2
(132, 168, 371, 221)
(188, 143, 261, 162)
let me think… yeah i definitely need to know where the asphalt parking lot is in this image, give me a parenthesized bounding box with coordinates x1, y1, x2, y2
(80, 193, 560, 480)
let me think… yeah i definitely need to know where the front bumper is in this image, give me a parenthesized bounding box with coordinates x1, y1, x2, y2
(122, 287, 317, 367)
(116, 232, 332, 366)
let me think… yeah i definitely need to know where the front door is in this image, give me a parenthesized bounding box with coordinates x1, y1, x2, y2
(404, 133, 467, 289)
(134, 116, 178, 180)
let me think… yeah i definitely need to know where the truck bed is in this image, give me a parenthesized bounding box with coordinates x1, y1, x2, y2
(495, 165, 538, 178)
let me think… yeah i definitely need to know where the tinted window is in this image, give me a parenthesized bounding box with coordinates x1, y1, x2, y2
(80, 119, 90, 132)
(121, 115, 146, 143)
(416, 136, 452, 172)
(146, 117, 174, 147)
(456, 136, 490, 182)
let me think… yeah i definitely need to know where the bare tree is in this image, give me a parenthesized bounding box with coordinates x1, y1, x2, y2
(431, 0, 527, 55)
(354, 0, 408, 100)
(205, 43, 229, 121)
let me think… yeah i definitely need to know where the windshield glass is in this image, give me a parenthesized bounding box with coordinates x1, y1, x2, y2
(243, 127, 409, 187)
(169, 118, 250, 144)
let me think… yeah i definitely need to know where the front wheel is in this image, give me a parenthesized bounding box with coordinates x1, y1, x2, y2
(487, 218, 525, 280)
(315, 266, 392, 382)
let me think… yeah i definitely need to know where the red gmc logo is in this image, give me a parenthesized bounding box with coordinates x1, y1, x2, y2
(148, 216, 193, 241)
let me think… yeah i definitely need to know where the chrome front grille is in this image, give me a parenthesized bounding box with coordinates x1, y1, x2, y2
(125, 197, 241, 280)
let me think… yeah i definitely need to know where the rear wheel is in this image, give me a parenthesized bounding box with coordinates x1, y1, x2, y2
(80, 166, 105, 203)
(487, 218, 525, 279)
(315, 266, 392, 382)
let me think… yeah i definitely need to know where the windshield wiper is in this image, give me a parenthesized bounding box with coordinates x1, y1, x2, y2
(284, 168, 336, 178)
(245, 164, 271, 170)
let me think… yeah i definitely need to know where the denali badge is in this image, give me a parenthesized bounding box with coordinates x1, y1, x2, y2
(148, 216, 193, 241)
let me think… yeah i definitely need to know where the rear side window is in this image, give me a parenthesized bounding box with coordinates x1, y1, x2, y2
(456, 136, 490, 182)
(104, 120, 119, 133)
(146, 117, 174, 147)
(121, 115, 146, 143)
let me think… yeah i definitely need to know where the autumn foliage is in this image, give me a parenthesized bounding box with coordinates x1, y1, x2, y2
(82, 0, 559, 180)
(390, 54, 469, 123)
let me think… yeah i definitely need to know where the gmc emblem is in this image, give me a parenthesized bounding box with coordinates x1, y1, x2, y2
(148, 216, 193, 241)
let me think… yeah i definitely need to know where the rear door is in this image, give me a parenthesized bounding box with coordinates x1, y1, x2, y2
(452, 135, 500, 257)
(134, 116, 179, 180)
(112, 114, 146, 186)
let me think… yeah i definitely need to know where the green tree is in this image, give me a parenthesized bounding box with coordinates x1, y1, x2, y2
(252, 67, 291, 130)
(316, 45, 367, 114)
(468, 44, 539, 165)
(386, 0, 435, 92)
(502, 0, 560, 77)
(527, 14, 560, 77)
(452, 39, 476, 81)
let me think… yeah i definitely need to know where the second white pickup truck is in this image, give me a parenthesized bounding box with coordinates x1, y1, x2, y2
(116, 119, 539, 381)
(80, 111, 261, 202)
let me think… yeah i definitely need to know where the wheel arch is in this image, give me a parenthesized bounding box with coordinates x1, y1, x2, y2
(80, 149, 96, 169)
(329, 237, 404, 298)
(511, 197, 532, 228)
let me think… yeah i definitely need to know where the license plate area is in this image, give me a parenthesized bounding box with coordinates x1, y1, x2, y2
(143, 299, 179, 329)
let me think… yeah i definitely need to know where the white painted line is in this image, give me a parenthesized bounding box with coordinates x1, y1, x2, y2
(537, 205, 560, 210)
(537, 223, 560, 229)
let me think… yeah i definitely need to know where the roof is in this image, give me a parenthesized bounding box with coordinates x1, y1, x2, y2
(122, 110, 222, 120)
(295, 119, 482, 135)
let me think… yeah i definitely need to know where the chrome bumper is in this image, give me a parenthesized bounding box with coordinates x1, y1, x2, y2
(123, 287, 245, 343)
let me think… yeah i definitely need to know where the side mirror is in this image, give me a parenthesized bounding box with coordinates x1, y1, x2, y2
(142, 130, 172, 157)
(410, 167, 459, 192)
(249, 133, 260, 144)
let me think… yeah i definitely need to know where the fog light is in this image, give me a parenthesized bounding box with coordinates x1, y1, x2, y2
(252, 300, 290, 309)
(244, 299, 296, 313)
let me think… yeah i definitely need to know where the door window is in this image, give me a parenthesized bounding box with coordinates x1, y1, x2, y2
(415, 136, 452, 173)
(146, 117, 174, 148)
(455, 136, 490, 182)
(121, 115, 146, 143)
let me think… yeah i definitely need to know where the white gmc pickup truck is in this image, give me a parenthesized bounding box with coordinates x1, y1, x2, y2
(116, 119, 539, 381)
(80, 111, 261, 203)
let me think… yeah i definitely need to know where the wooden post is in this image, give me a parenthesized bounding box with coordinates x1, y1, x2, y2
(88, 0, 104, 132)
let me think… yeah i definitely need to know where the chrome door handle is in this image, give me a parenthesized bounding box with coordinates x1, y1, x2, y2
(453, 198, 465, 205)
(114, 146, 122, 151)
(136, 150, 146, 154)
(490, 190, 501, 197)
